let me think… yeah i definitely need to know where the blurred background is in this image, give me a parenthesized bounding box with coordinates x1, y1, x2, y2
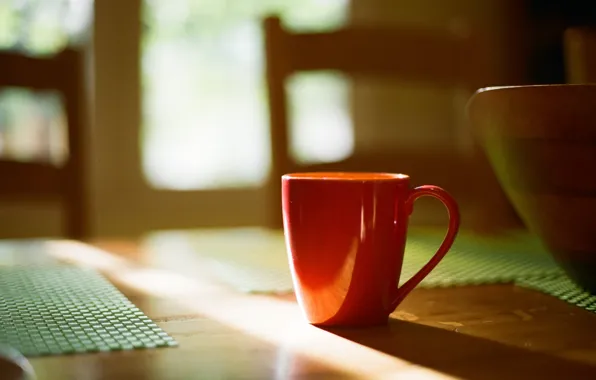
(0, 0, 595, 239)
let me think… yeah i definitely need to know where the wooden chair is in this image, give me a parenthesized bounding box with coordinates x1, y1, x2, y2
(564, 27, 596, 83)
(0, 49, 88, 238)
(263, 16, 517, 229)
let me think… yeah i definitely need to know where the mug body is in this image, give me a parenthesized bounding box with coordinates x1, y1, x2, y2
(282, 172, 411, 326)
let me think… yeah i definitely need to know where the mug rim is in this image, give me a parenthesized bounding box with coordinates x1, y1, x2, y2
(282, 172, 409, 181)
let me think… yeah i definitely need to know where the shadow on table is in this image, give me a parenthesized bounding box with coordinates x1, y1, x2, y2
(322, 318, 596, 380)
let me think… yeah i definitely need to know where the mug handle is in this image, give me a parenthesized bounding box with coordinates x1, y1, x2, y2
(390, 185, 460, 310)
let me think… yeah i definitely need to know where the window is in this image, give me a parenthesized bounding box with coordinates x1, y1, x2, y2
(287, 71, 353, 164)
(142, 0, 352, 190)
(0, 88, 67, 165)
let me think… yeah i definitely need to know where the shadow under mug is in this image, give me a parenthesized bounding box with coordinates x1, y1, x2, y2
(282, 172, 460, 327)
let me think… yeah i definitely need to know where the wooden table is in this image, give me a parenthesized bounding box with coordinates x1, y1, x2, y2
(9, 233, 596, 379)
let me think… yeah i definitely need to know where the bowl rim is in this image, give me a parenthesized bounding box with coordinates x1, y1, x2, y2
(467, 83, 596, 117)
(475, 83, 596, 94)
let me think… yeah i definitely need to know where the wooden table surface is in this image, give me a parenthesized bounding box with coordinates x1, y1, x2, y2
(8, 233, 596, 380)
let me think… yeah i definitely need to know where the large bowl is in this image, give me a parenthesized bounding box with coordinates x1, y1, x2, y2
(467, 84, 596, 292)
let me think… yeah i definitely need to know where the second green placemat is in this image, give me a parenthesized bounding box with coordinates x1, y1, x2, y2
(401, 228, 563, 287)
(174, 227, 563, 292)
(516, 274, 596, 312)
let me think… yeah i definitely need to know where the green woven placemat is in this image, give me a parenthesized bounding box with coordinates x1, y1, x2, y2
(179, 228, 563, 293)
(0, 266, 177, 357)
(402, 229, 563, 287)
(516, 274, 596, 312)
(156, 227, 595, 315)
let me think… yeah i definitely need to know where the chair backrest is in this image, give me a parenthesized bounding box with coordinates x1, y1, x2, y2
(0, 49, 88, 238)
(263, 16, 516, 229)
(564, 27, 596, 83)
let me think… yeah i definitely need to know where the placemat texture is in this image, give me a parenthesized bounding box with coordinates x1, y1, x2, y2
(0, 266, 177, 357)
(177, 227, 563, 293)
(516, 275, 596, 312)
(149, 227, 595, 315)
(403, 229, 563, 287)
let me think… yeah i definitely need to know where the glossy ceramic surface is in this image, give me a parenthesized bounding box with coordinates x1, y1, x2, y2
(282, 172, 459, 326)
(468, 84, 596, 292)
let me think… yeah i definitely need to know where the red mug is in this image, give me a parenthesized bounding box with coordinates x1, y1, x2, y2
(282, 172, 460, 326)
